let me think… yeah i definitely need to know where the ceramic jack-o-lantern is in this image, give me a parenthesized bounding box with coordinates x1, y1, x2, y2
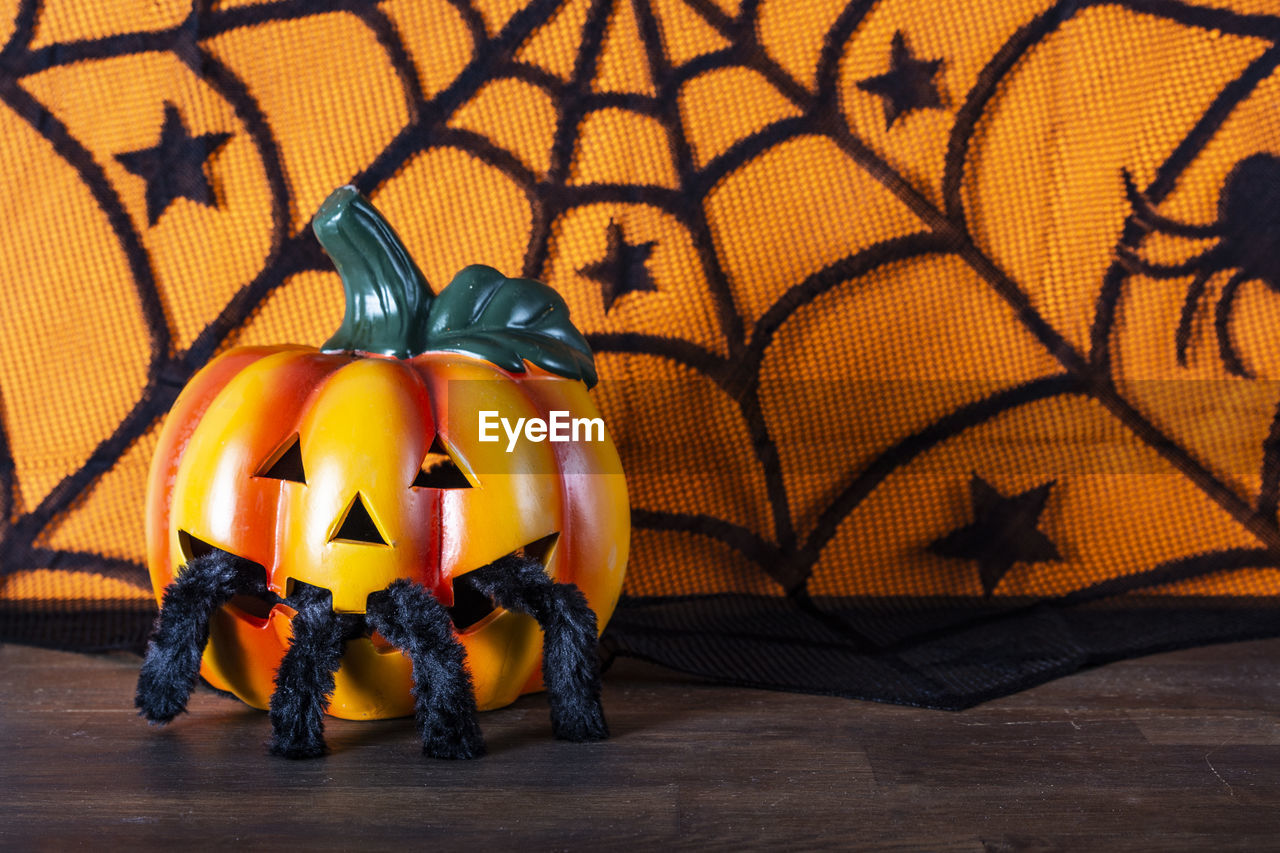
(135, 186, 628, 759)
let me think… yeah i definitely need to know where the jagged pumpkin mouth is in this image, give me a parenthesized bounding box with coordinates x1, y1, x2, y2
(447, 532, 559, 630)
(175, 528, 560, 633)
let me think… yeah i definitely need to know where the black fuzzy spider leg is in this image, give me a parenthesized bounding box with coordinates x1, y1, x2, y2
(1215, 269, 1253, 378)
(1175, 267, 1214, 367)
(136, 550, 268, 724)
(1123, 169, 1222, 238)
(268, 584, 351, 759)
(466, 556, 608, 742)
(365, 579, 485, 759)
(1116, 242, 1223, 280)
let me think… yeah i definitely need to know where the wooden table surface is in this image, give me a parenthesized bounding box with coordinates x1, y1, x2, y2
(4, 638, 1280, 851)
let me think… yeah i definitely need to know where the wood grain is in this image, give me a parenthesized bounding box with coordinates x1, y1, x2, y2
(3, 640, 1280, 850)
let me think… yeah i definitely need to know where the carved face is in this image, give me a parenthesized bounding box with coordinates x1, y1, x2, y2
(146, 348, 628, 718)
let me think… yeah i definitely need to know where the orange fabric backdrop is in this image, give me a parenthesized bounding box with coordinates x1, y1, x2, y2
(2, 0, 1280, 694)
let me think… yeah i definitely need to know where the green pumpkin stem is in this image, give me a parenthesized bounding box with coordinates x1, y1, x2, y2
(313, 186, 433, 358)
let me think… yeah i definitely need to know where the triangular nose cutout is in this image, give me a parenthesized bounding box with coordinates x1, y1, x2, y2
(331, 493, 388, 546)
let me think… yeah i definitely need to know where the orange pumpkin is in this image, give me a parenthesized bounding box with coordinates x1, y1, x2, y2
(144, 187, 629, 719)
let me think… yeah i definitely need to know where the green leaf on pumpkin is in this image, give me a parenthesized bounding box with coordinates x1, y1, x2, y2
(312, 187, 596, 386)
(424, 265, 598, 388)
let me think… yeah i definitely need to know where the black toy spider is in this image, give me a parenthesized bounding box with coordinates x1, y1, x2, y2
(135, 549, 607, 759)
(1116, 154, 1280, 378)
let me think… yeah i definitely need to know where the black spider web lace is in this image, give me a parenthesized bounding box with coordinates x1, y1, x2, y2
(2, 0, 1280, 707)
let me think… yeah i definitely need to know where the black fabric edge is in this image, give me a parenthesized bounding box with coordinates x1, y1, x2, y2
(602, 593, 1280, 710)
(9, 592, 1280, 711)
(0, 600, 156, 654)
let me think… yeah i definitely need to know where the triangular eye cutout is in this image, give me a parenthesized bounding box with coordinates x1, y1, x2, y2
(412, 436, 472, 489)
(256, 435, 306, 484)
(330, 493, 389, 546)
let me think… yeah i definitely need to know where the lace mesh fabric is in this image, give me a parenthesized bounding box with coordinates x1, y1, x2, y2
(2, 0, 1280, 708)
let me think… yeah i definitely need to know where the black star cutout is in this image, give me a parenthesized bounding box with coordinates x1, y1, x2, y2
(579, 221, 659, 312)
(856, 31, 944, 130)
(929, 475, 1062, 597)
(115, 102, 233, 226)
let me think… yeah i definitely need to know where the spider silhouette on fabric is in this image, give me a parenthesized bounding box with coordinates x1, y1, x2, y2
(1116, 154, 1280, 378)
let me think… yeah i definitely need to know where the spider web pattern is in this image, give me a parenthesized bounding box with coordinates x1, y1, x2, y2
(3, 0, 1280, 706)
